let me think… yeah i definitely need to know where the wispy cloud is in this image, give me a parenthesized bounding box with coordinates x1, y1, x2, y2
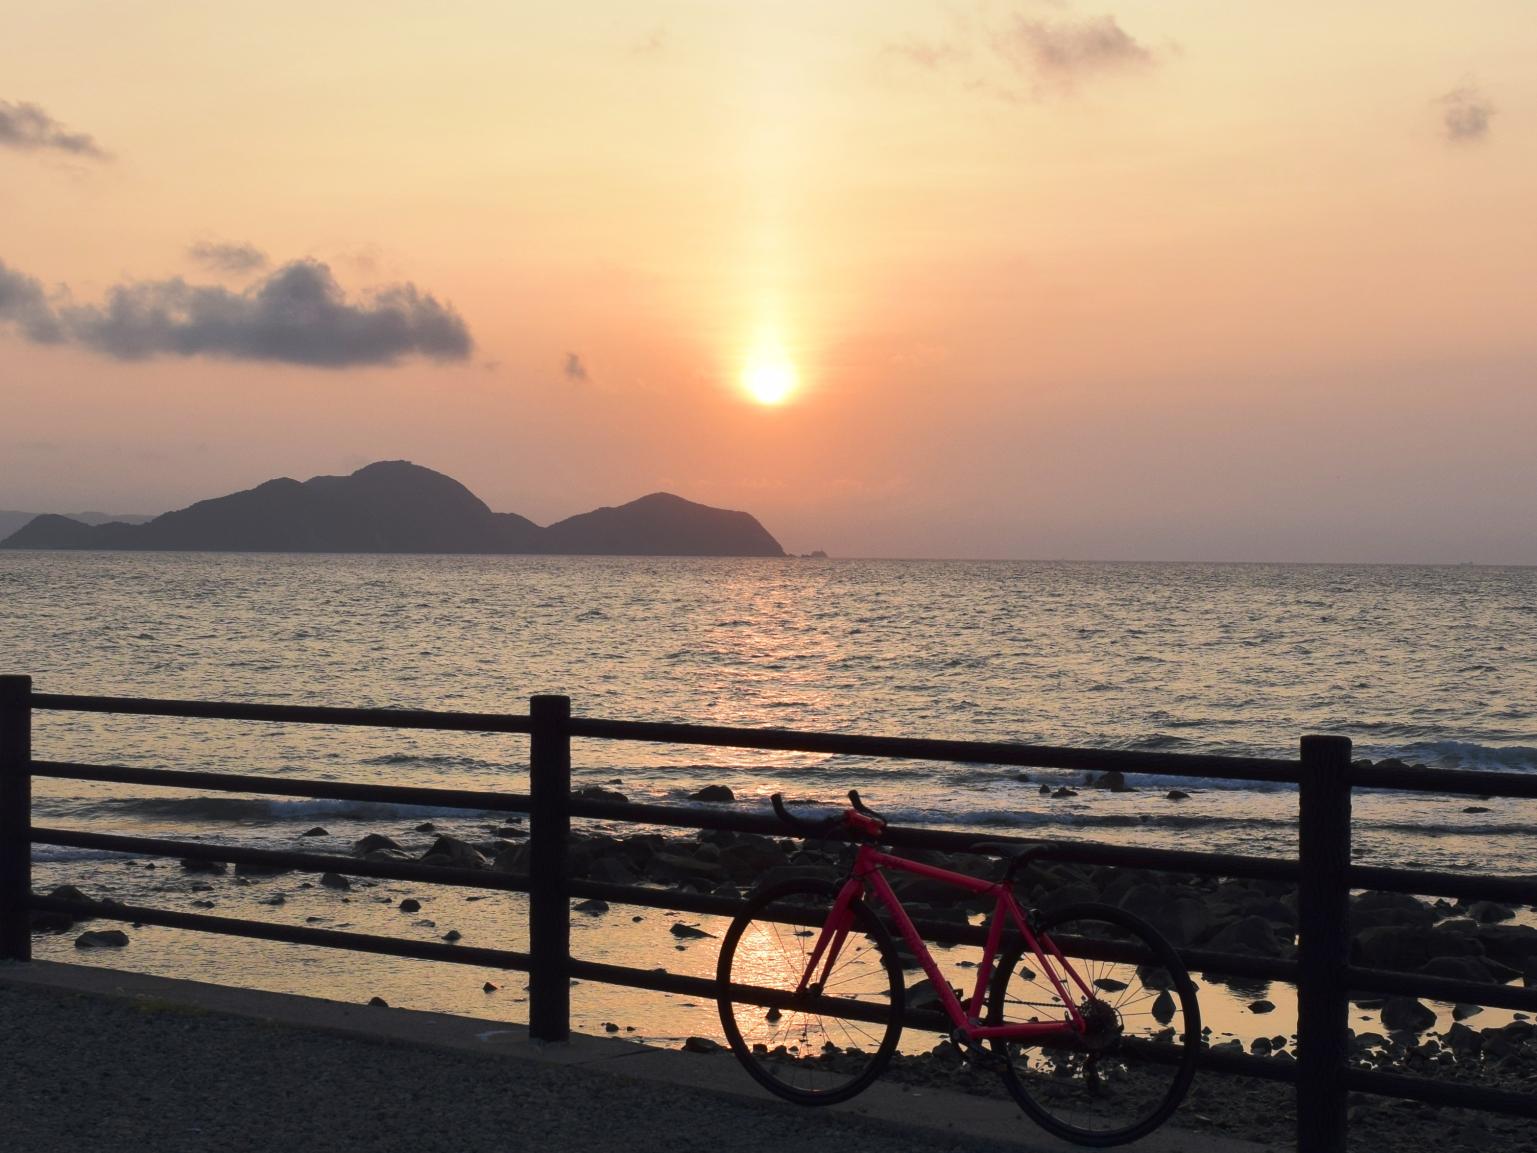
(0, 257, 473, 368)
(886, 6, 1158, 99)
(995, 14, 1153, 82)
(1439, 84, 1495, 144)
(563, 352, 589, 382)
(187, 240, 269, 276)
(0, 99, 109, 160)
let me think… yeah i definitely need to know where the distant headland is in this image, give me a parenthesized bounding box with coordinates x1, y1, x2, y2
(0, 461, 786, 557)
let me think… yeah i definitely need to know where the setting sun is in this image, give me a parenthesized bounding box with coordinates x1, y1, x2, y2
(741, 345, 798, 406)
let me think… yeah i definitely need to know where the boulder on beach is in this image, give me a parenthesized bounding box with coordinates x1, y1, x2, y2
(1092, 770, 1133, 792)
(574, 785, 628, 804)
(669, 922, 714, 940)
(418, 835, 489, 870)
(353, 833, 405, 856)
(319, 872, 351, 890)
(688, 785, 735, 802)
(1381, 997, 1437, 1032)
(300, 826, 329, 837)
(75, 929, 129, 949)
(398, 898, 421, 912)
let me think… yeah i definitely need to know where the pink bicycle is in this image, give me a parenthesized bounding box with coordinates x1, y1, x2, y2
(716, 792, 1200, 1147)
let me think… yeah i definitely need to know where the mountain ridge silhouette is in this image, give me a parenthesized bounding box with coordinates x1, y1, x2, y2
(0, 461, 785, 556)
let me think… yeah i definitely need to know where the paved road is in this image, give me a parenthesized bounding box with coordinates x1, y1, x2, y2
(0, 962, 1277, 1153)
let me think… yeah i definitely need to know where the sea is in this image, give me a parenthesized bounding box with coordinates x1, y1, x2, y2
(3, 551, 1535, 1041)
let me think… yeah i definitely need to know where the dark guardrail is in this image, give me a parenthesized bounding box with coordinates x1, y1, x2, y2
(1, 675, 1534, 1151)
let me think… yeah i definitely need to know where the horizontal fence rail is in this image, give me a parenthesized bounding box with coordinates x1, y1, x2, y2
(3, 678, 1536, 1148)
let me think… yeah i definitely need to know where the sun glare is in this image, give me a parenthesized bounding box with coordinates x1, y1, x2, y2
(741, 345, 798, 406)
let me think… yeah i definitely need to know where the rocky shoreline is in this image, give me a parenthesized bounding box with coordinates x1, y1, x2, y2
(29, 801, 1537, 1150)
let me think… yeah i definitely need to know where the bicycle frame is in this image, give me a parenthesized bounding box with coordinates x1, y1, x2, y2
(793, 843, 1096, 1043)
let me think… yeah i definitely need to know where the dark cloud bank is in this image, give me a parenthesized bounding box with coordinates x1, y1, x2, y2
(0, 99, 109, 159)
(0, 257, 472, 368)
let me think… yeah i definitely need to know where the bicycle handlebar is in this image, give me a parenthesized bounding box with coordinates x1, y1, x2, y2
(769, 793, 847, 838)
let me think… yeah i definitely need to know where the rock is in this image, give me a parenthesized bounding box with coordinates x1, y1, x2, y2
(574, 785, 628, 804)
(398, 898, 421, 912)
(319, 872, 351, 891)
(1381, 997, 1437, 1032)
(179, 858, 226, 875)
(418, 835, 489, 870)
(1443, 1022, 1483, 1055)
(1249, 999, 1276, 1014)
(1204, 915, 1285, 957)
(483, 982, 498, 993)
(1038, 784, 1051, 795)
(1165, 789, 1190, 801)
(905, 978, 964, 1013)
(367, 996, 389, 1007)
(648, 852, 725, 885)
(493, 825, 524, 838)
(670, 922, 714, 940)
(585, 855, 637, 885)
(1418, 955, 1495, 984)
(1146, 896, 1210, 947)
(1092, 770, 1132, 792)
(1152, 990, 1177, 1024)
(682, 1036, 720, 1054)
(689, 785, 735, 802)
(1051, 787, 1078, 799)
(718, 838, 789, 880)
(353, 833, 405, 856)
(1467, 900, 1515, 924)
(74, 930, 129, 948)
(1452, 1003, 1484, 1020)
(1350, 891, 1436, 932)
(234, 861, 290, 877)
(300, 826, 329, 837)
(603, 1022, 619, 1033)
(573, 898, 610, 915)
(1209, 1039, 1243, 1054)
(414, 822, 436, 833)
(1353, 925, 1482, 970)
(442, 929, 462, 942)
(1251, 1036, 1273, 1054)
(1473, 923, 1537, 965)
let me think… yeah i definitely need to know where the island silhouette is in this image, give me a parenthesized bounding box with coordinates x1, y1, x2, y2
(0, 461, 785, 556)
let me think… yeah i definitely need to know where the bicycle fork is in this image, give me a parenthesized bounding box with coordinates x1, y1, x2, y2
(792, 878, 864, 1003)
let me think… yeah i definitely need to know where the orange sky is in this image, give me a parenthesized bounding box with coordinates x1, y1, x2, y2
(2, 2, 1535, 560)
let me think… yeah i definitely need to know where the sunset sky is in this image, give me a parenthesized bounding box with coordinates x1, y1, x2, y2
(2, 2, 1534, 561)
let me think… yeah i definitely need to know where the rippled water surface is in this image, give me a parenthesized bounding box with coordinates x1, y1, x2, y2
(3, 552, 1537, 867)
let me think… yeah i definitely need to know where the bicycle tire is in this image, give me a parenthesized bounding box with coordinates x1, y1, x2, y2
(987, 901, 1200, 1147)
(717, 878, 905, 1105)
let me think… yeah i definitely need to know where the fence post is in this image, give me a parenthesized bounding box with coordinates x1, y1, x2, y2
(528, 694, 571, 1042)
(0, 674, 33, 962)
(1296, 734, 1352, 1152)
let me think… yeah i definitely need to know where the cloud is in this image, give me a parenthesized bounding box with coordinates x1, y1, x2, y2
(187, 240, 269, 276)
(0, 257, 473, 367)
(0, 100, 109, 159)
(1439, 85, 1494, 144)
(0, 261, 64, 343)
(996, 14, 1153, 81)
(563, 351, 588, 382)
(887, 9, 1157, 98)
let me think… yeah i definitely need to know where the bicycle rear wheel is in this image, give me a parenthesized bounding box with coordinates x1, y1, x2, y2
(717, 878, 904, 1105)
(987, 902, 1200, 1147)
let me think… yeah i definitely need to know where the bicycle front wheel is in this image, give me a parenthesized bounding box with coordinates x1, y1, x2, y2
(987, 902, 1200, 1147)
(717, 878, 905, 1105)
